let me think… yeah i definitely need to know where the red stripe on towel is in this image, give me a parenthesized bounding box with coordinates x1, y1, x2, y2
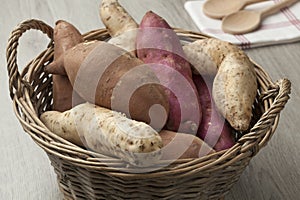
(203, 30, 252, 49)
(260, 21, 299, 30)
(275, 0, 300, 31)
(235, 35, 251, 49)
(282, 8, 300, 31)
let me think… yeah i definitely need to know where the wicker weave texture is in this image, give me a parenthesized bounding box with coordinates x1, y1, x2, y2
(6, 19, 291, 200)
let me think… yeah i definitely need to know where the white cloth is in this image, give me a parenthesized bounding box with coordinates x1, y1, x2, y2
(184, 0, 300, 48)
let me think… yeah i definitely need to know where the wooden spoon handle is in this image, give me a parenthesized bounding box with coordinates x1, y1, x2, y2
(243, 0, 269, 6)
(261, 0, 299, 18)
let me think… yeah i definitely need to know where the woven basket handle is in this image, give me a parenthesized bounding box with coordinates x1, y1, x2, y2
(6, 19, 53, 99)
(240, 78, 291, 156)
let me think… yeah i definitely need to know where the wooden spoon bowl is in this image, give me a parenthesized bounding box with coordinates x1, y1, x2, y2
(203, 0, 268, 19)
(222, 0, 299, 34)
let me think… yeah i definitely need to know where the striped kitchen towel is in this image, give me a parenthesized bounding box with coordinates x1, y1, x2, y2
(184, 0, 300, 49)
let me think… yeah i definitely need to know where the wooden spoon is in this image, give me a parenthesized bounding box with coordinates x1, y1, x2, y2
(222, 0, 299, 34)
(203, 0, 268, 19)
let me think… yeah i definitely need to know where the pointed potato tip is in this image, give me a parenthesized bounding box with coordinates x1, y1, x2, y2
(55, 20, 65, 25)
(45, 57, 66, 75)
(232, 119, 250, 132)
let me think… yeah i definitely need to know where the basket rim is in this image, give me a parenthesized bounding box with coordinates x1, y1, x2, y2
(6, 19, 291, 175)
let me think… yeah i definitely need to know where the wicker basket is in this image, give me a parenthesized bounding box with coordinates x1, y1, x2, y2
(6, 19, 291, 200)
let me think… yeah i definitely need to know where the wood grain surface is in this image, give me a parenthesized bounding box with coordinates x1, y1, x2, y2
(1, 0, 299, 199)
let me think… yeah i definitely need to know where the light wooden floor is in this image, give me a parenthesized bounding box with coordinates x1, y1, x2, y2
(1, 0, 299, 199)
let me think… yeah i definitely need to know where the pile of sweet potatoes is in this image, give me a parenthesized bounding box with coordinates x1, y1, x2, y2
(41, 0, 257, 167)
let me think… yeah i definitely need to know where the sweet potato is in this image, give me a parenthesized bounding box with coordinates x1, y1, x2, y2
(51, 20, 85, 111)
(213, 51, 257, 131)
(183, 38, 257, 131)
(46, 40, 169, 130)
(40, 102, 163, 167)
(136, 11, 202, 134)
(193, 75, 235, 151)
(159, 130, 215, 160)
(183, 38, 242, 75)
(99, 0, 138, 54)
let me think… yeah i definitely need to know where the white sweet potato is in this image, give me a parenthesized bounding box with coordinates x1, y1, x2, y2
(183, 38, 241, 75)
(40, 102, 163, 167)
(99, 0, 138, 53)
(213, 51, 257, 131)
(184, 38, 257, 131)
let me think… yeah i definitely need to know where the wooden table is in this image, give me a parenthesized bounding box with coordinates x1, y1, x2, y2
(1, 0, 299, 199)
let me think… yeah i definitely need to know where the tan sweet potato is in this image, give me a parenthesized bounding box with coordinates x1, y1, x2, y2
(99, 0, 138, 53)
(100, 0, 137, 37)
(213, 51, 257, 131)
(183, 38, 242, 75)
(46, 40, 169, 130)
(159, 130, 215, 160)
(136, 11, 202, 134)
(51, 20, 85, 111)
(184, 38, 257, 131)
(40, 102, 163, 167)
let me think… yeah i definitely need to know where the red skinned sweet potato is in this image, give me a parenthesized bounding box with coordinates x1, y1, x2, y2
(159, 130, 215, 160)
(51, 20, 85, 111)
(193, 75, 235, 151)
(136, 11, 202, 134)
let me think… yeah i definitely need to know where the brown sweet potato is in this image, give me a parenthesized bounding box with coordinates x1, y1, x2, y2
(193, 75, 235, 151)
(46, 40, 169, 130)
(136, 11, 202, 134)
(51, 20, 85, 111)
(159, 130, 215, 160)
(40, 102, 163, 167)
